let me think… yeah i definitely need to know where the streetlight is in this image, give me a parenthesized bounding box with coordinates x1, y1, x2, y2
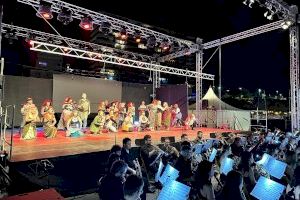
(239, 87, 242, 91)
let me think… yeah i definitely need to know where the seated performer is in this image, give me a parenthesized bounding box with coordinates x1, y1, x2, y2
(90, 110, 106, 134)
(122, 113, 134, 132)
(138, 101, 147, 117)
(105, 110, 118, 132)
(21, 97, 39, 140)
(127, 102, 136, 123)
(139, 111, 149, 131)
(57, 97, 74, 130)
(184, 113, 197, 130)
(41, 99, 57, 138)
(66, 110, 84, 137)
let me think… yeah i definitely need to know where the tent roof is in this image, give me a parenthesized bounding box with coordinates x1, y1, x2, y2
(190, 87, 243, 110)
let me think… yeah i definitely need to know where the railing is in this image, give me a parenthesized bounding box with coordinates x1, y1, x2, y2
(1, 105, 15, 161)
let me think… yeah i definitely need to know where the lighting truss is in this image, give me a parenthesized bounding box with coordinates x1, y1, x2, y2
(29, 40, 214, 80)
(158, 20, 284, 61)
(17, 0, 198, 50)
(1, 23, 154, 62)
(260, 0, 298, 21)
(203, 20, 284, 49)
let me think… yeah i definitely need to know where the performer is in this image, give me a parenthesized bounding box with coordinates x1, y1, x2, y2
(156, 100, 164, 130)
(41, 99, 57, 138)
(98, 101, 106, 112)
(105, 110, 118, 132)
(184, 113, 197, 130)
(66, 110, 84, 137)
(139, 111, 149, 131)
(90, 110, 106, 134)
(57, 97, 74, 130)
(118, 102, 127, 128)
(20, 97, 39, 140)
(78, 93, 90, 129)
(138, 101, 147, 117)
(147, 100, 157, 131)
(127, 102, 136, 123)
(172, 104, 182, 127)
(122, 113, 134, 132)
(162, 102, 172, 130)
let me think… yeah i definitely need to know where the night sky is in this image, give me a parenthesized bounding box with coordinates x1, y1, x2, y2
(2, 0, 300, 95)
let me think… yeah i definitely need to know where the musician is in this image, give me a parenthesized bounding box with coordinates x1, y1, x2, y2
(121, 138, 135, 170)
(231, 137, 243, 157)
(140, 135, 160, 173)
(124, 175, 144, 200)
(194, 131, 204, 144)
(98, 160, 128, 200)
(161, 138, 179, 165)
(174, 145, 193, 183)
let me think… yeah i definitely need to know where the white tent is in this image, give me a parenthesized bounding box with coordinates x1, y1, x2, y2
(190, 87, 251, 131)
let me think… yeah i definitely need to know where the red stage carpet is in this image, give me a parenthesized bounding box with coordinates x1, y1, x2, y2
(9, 127, 238, 162)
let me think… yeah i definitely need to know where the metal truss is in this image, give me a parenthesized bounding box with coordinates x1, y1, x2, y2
(17, 0, 197, 49)
(195, 51, 203, 126)
(152, 70, 161, 98)
(289, 26, 300, 131)
(158, 46, 198, 62)
(203, 20, 284, 49)
(29, 40, 214, 80)
(1, 23, 154, 62)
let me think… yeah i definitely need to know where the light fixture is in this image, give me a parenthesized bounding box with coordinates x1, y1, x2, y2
(79, 16, 94, 31)
(134, 31, 142, 43)
(243, 0, 255, 8)
(281, 20, 293, 30)
(119, 28, 128, 40)
(36, 2, 53, 20)
(57, 8, 73, 25)
(160, 39, 171, 52)
(147, 36, 156, 49)
(99, 21, 111, 35)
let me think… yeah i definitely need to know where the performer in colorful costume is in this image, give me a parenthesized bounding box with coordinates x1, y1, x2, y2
(90, 110, 106, 134)
(138, 101, 147, 117)
(184, 113, 197, 130)
(41, 99, 57, 138)
(172, 104, 182, 127)
(122, 113, 134, 132)
(21, 98, 39, 140)
(66, 110, 84, 137)
(127, 102, 135, 123)
(57, 97, 74, 130)
(156, 100, 164, 130)
(77, 93, 90, 129)
(105, 110, 118, 132)
(147, 100, 157, 131)
(139, 111, 149, 131)
(162, 102, 172, 130)
(118, 102, 126, 128)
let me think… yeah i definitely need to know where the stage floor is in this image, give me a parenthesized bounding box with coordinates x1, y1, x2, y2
(8, 127, 237, 162)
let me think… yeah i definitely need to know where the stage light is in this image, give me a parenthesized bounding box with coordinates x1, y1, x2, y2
(36, 2, 53, 20)
(79, 16, 94, 31)
(119, 29, 128, 40)
(281, 20, 292, 30)
(29, 40, 34, 46)
(243, 0, 255, 8)
(99, 21, 112, 35)
(57, 8, 73, 25)
(147, 36, 156, 49)
(160, 39, 171, 52)
(135, 37, 141, 43)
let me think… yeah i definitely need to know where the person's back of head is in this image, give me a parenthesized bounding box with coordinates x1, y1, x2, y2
(124, 175, 144, 200)
(195, 160, 213, 188)
(110, 160, 128, 178)
(111, 145, 122, 155)
(222, 171, 244, 200)
(108, 153, 121, 171)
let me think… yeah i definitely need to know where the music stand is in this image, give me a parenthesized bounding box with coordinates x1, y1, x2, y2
(157, 180, 191, 200)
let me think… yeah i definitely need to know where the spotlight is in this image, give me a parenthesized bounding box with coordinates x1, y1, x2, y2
(160, 39, 171, 52)
(281, 20, 293, 30)
(36, 2, 53, 20)
(243, 0, 247, 5)
(134, 31, 142, 43)
(266, 12, 274, 20)
(243, 0, 255, 8)
(119, 29, 128, 40)
(99, 21, 111, 35)
(57, 8, 73, 25)
(79, 16, 94, 31)
(147, 36, 156, 49)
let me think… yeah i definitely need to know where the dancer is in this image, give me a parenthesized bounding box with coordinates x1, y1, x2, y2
(105, 110, 118, 132)
(57, 97, 74, 130)
(122, 113, 134, 132)
(98, 101, 106, 112)
(156, 100, 164, 130)
(118, 102, 127, 128)
(184, 113, 197, 130)
(147, 100, 157, 131)
(172, 104, 182, 126)
(139, 111, 149, 131)
(127, 102, 136, 123)
(162, 102, 172, 130)
(41, 99, 57, 138)
(66, 110, 84, 137)
(78, 93, 90, 129)
(138, 101, 147, 117)
(90, 110, 106, 134)
(21, 97, 39, 140)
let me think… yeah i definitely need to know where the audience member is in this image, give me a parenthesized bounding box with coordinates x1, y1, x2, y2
(124, 175, 144, 200)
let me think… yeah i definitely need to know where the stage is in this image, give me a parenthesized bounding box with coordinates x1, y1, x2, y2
(8, 127, 237, 162)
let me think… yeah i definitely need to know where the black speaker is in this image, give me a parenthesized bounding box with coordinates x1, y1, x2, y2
(161, 136, 175, 143)
(221, 132, 231, 138)
(210, 133, 217, 138)
(135, 139, 145, 146)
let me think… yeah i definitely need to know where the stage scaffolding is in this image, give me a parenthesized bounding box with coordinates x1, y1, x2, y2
(0, 0, 299, 131)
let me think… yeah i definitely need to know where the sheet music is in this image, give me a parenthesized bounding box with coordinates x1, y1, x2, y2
(256, 154, 287, 179)
(193, 144, 204, 154)
(155, 160, 164, 182)
(265, 136, 272, 142)
(203, 139, 219, 151)
(157, 180, 191, 200)
(250, 176, 285, 200)
(209, 148, 217, 162)
(159, 164, 179, 186)
(256, 153, 271, 166)
(220, 157, 234, 175)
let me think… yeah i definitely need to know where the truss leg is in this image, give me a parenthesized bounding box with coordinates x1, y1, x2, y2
(196, 51, 203, 127)
(152, 70, 160, 99)
(290, 25, 300, 132)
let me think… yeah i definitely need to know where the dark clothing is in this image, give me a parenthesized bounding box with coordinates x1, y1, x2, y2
(121, 148, 135, 169)
(174, 155, 193, 183)
(140, 144, 157, 167)
(98, 173, 124, 200)
(231, 143, 243, 157)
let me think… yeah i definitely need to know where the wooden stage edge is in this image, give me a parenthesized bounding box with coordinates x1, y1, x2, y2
(8, 127, 239, 162)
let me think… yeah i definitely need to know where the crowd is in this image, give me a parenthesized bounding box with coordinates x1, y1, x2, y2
(19, 94, 197, 140)
(98, 128, 300, 200)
